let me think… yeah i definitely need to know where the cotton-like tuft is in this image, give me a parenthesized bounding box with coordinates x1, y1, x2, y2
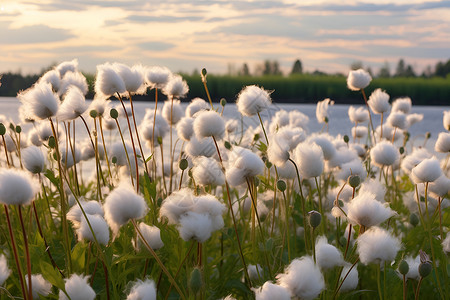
(38, 69, 61, 91)
(146, 66, 172, 89)
(56, 59, 78, 77)
(57, 86, 88, 121)
(401, 148, 431, 174)
(435, 132, 450, 153)
(192, 157, 225, 186)
(428, 175, 450, 197)
(356, 227, 401, 265)
(59, 71, 89, 96)
(89, 97, 110, 117)
(162, 99, 184, 125)
(95, 63, 126, 97)
(347, 191, 395, 227)
(347, 69, 372, 91)
(140, 111, 169, 146)
(442, 232, 450, 254)
(176, 117, 195, 141)
(77, 214, 110, 245)
(127, 278, 157, 300)
(236, 85, 271, 117)
(163, 74, 189, 98)
(359, 178, 386, 202)
(308, 134, 336, 161)
(254, 281, 291, 300)
(22, 145, 46, 174)
(59, 274, 95, 300)
(339, 264, 359, 292)
(348, 106, 369, 123)
(392, 97, 412, 114)
(276, 256, 325, 300)
(193, 110, 225, 139)
(134, 223, 164, 251)
(67, 199, 104, 228)
(227, 147, 265, 186)
(185, 136, 216, 158)
(104, 183, 148, 236)
(410, 157, 443, 183)
(351, 126, 367, 140)
(406, 113, 423, 128)
(113, 63, 145, 94)
(0, 254, 10, 286)
(337, 159, 367, 183)
(0, 169, 39, 206)
(294, 142, 324, 179)
(316, 98, 334, 123)
(25, 273, 52, 299)
(370, 140, 399, 167)
(386, 111, 407, 130)
(18, 82, 60, 120)
(403, 255, 420, 280)
(185, 98, 209, 117)
(267, 135, 290, 167)
(368, 89, 390, 114)
(179, 211, 214, 242)
(60, 145, 82, 169)
(444, 110, 450, 131)
(315, 236, 344, 269)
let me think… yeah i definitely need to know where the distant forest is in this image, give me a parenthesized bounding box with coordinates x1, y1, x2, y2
(1, 58, 450, 105)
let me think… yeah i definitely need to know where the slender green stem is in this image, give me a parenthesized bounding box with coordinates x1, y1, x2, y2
(403, 275, 407, 300)
(414, 277, 423, 300)
(361, 88, 376, 144)
(256, 112, 269, 145)
(114, 118, 134, 187)
(18, 205, 32, 300)
(128, 92, 150, 176)
(377, 263, 383, 300)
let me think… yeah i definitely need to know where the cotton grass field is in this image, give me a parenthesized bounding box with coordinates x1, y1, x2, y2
(0, 60, 449, 299)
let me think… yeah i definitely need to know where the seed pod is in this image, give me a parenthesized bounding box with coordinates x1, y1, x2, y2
(409, 213, 419, 227)
(343, 135, 349, 143)
(189, 267, 203, 295)
(110, 108, 119, 119)
(179, 158, 188, 170)
(277, 180, 287, 192)
(90, 109, 98, 118)
(347, 174, 361, 188)
(112, 156, 117, 164)
(0, 123, 5, 135)
(15, 125, 22, 134)
(398, 260, 409, 275)
(308, 210, 322, 229)
(224, 141, 231, 150)
(220, 98, 227, 107)
(419, 262, 432, 278)
(48, 136, 56, 148)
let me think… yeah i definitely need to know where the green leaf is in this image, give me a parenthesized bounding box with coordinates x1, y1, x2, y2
(145, 153, 154, 163)
(39, 260, 65, 290)
(44, 169, 59, 187)
(71, 242, 86, 273)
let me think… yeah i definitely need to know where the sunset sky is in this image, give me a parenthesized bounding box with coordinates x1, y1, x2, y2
(1, 0, 449, 75)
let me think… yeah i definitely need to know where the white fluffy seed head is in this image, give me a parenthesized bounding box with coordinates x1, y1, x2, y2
(267, 135, 290, 167)
(307, 134, 336, 161)
(56, 59, 78, 77)
(236, 85, 272, 117)
(347, 69, 372, 91)
(254, 281, 291, 300)
(193, 110, 225, 139)
(135, 223, 164, 251)
(316, 98, 334, 123)
(392, 97, 412, 114)
(18, 82, 60, 120)
(77, 214, 110, 245)
(192, 156, 225, 186)
(276, 256, 325, 300)
(185, 98, 209, 117)
(22, 145, 46, 174)
(104, 183, 148, 236)
(410, 157, 443, 183)
(401, 148, 432, 174)
(315, 236, 344, 269)
(59, 71, 89, 96)
(0, 169, 39, 206)
(227, 147, 265, 186)
(348, 106, 369, 123)
(162, 99, 184, 125)
(356, 227, 401, 265)
(368, 88, 390, 114)
(185, 136, 216, 158)
(444, 110, 450, 131)
(0, 254, 11, 286)
(95, 63, 126, 97)
(67, 199, 104, 228)
(25, 273, 52, 299)
(435, 132, 450, 153)
(294, 142, 324, 179)
(57, 86, 88, 121)
(162, 74, 189, 98)
(339, 264, 359, 292)
(359, 178, 386, 202)
(428, 175, 450, 197)
(176, 117, 195, 141)
(347, 191, 395, 227)
(146, 66, 172, 89)
(126, 278, 157, 300)
(386, 111, 407, 130)
(113, 63, 145, 94)
(178, 211, 214, 242)
(370, 140, 399, 167)
(39, 69, 61, 91)
(59, 274, 96, 300)
(406, 113, 424, 128)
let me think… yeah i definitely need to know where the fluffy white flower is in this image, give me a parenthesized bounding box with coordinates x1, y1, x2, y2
(179, 211, 214, 242)
(392, 97, 412, 114)
(401, 148, 432, 174)
(109, 141, 135, 166)
(134, 223, 164, 251)
(308, 134, 336, 161)
(77, 214, 110, 245)
(25, 274, 52, 299)
(403, 255, 420, 280)
(89, 97, 110, 117)
(351, 126, 367, 140)
(254, 281, 290, 300)
(236, 85, 271, 117)
(176, 117, 195, 141)
(18, 82, 60, 120)
(0, 254, 10, 286)
(339, 264, 359, 292)
(337, 159, 367, 182)
(356, 227, 401, 265)
(289, 110, 310, 130)
(113, 63, 145, 94)
(57, 86, 88, 121)
(227, 147, 265, 186)
(315, 236, 344, 269)
(347, 191, 395, 227)
(267, 136, 290, 167)
(163, 74, 189, 98)
(95, 63, 126, 97)
(22, 145, 46, 174)
(277, 256, 325, 300)
(104, 183, 148, 236)
(56, 59, 78, 77)
(277, 127, 305, 150)
(127, 279, 157, 300)
(406, 113, 423, 128)
(193, 110, 225, 139)
(370, 140, 399, 167)
(359, 178, 386, 202)
(59, 71, 88, 96)
(435, 132, 450, 153)
(60, 145, 82, 169)
(185, 98, 209, 117)
(162, 99, 184, 125)
(0, 169, 39, 206)
(185, 136, 216, 158)
(316, 98, 334, 123)
(192, 157, 225, 186)
(146, 66, 172, 89)
(386, 111, 407, 130)
(140, 112, 169, 146)
(368, 89, 390, 114)
(428, 175, 450, 197)
(444, 110, 450, 131)
(410, 157, 443, 183)
(347, 69, 372, 91)
(59, 274, 95, 300)
(67, 199, 104, 226)
(348, 106, 369, 123)
(294, 142, 324, 179)
(38, 69, 61, 91)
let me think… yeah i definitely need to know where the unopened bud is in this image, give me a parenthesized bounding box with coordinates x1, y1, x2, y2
(48, 136, 56, 148)
(398, 260, 409, 275)
(189, 267, 203, 295)
(111, 156, 117, 164)
(348, 174, 361, 188)
(0, 123, 5, 135)
(426, 132, 431, 139)
(343, 135, 349, 143)
(15, 125, 22, 134)
(409, 213, 419, 227)
(277, 180, 286, 192)
(90, 110, 98, 118)
(265, 160, 272, 169)
(220, 98, 227, 107)
(224, 141, 231, 150)
(399, 147, 405, 155)
(179, 158, 188, 170)
(308, 210, 322, 229)
(201, 68, 207, 77)
(110, 108, 119, 119)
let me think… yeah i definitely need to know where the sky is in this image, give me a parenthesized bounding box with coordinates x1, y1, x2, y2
(1, 0, 450, 76)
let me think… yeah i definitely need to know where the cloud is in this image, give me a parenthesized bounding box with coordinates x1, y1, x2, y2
(138, 41, 176, 51)
(0, 22, 73, 44)
(126, 14, 202, 23)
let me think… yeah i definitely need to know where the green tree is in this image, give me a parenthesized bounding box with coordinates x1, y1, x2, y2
(238, 63, 250, 76)
(395, 59, 406, 77)
(378, 61, 390, 78)
(291, 59, 303, 74)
